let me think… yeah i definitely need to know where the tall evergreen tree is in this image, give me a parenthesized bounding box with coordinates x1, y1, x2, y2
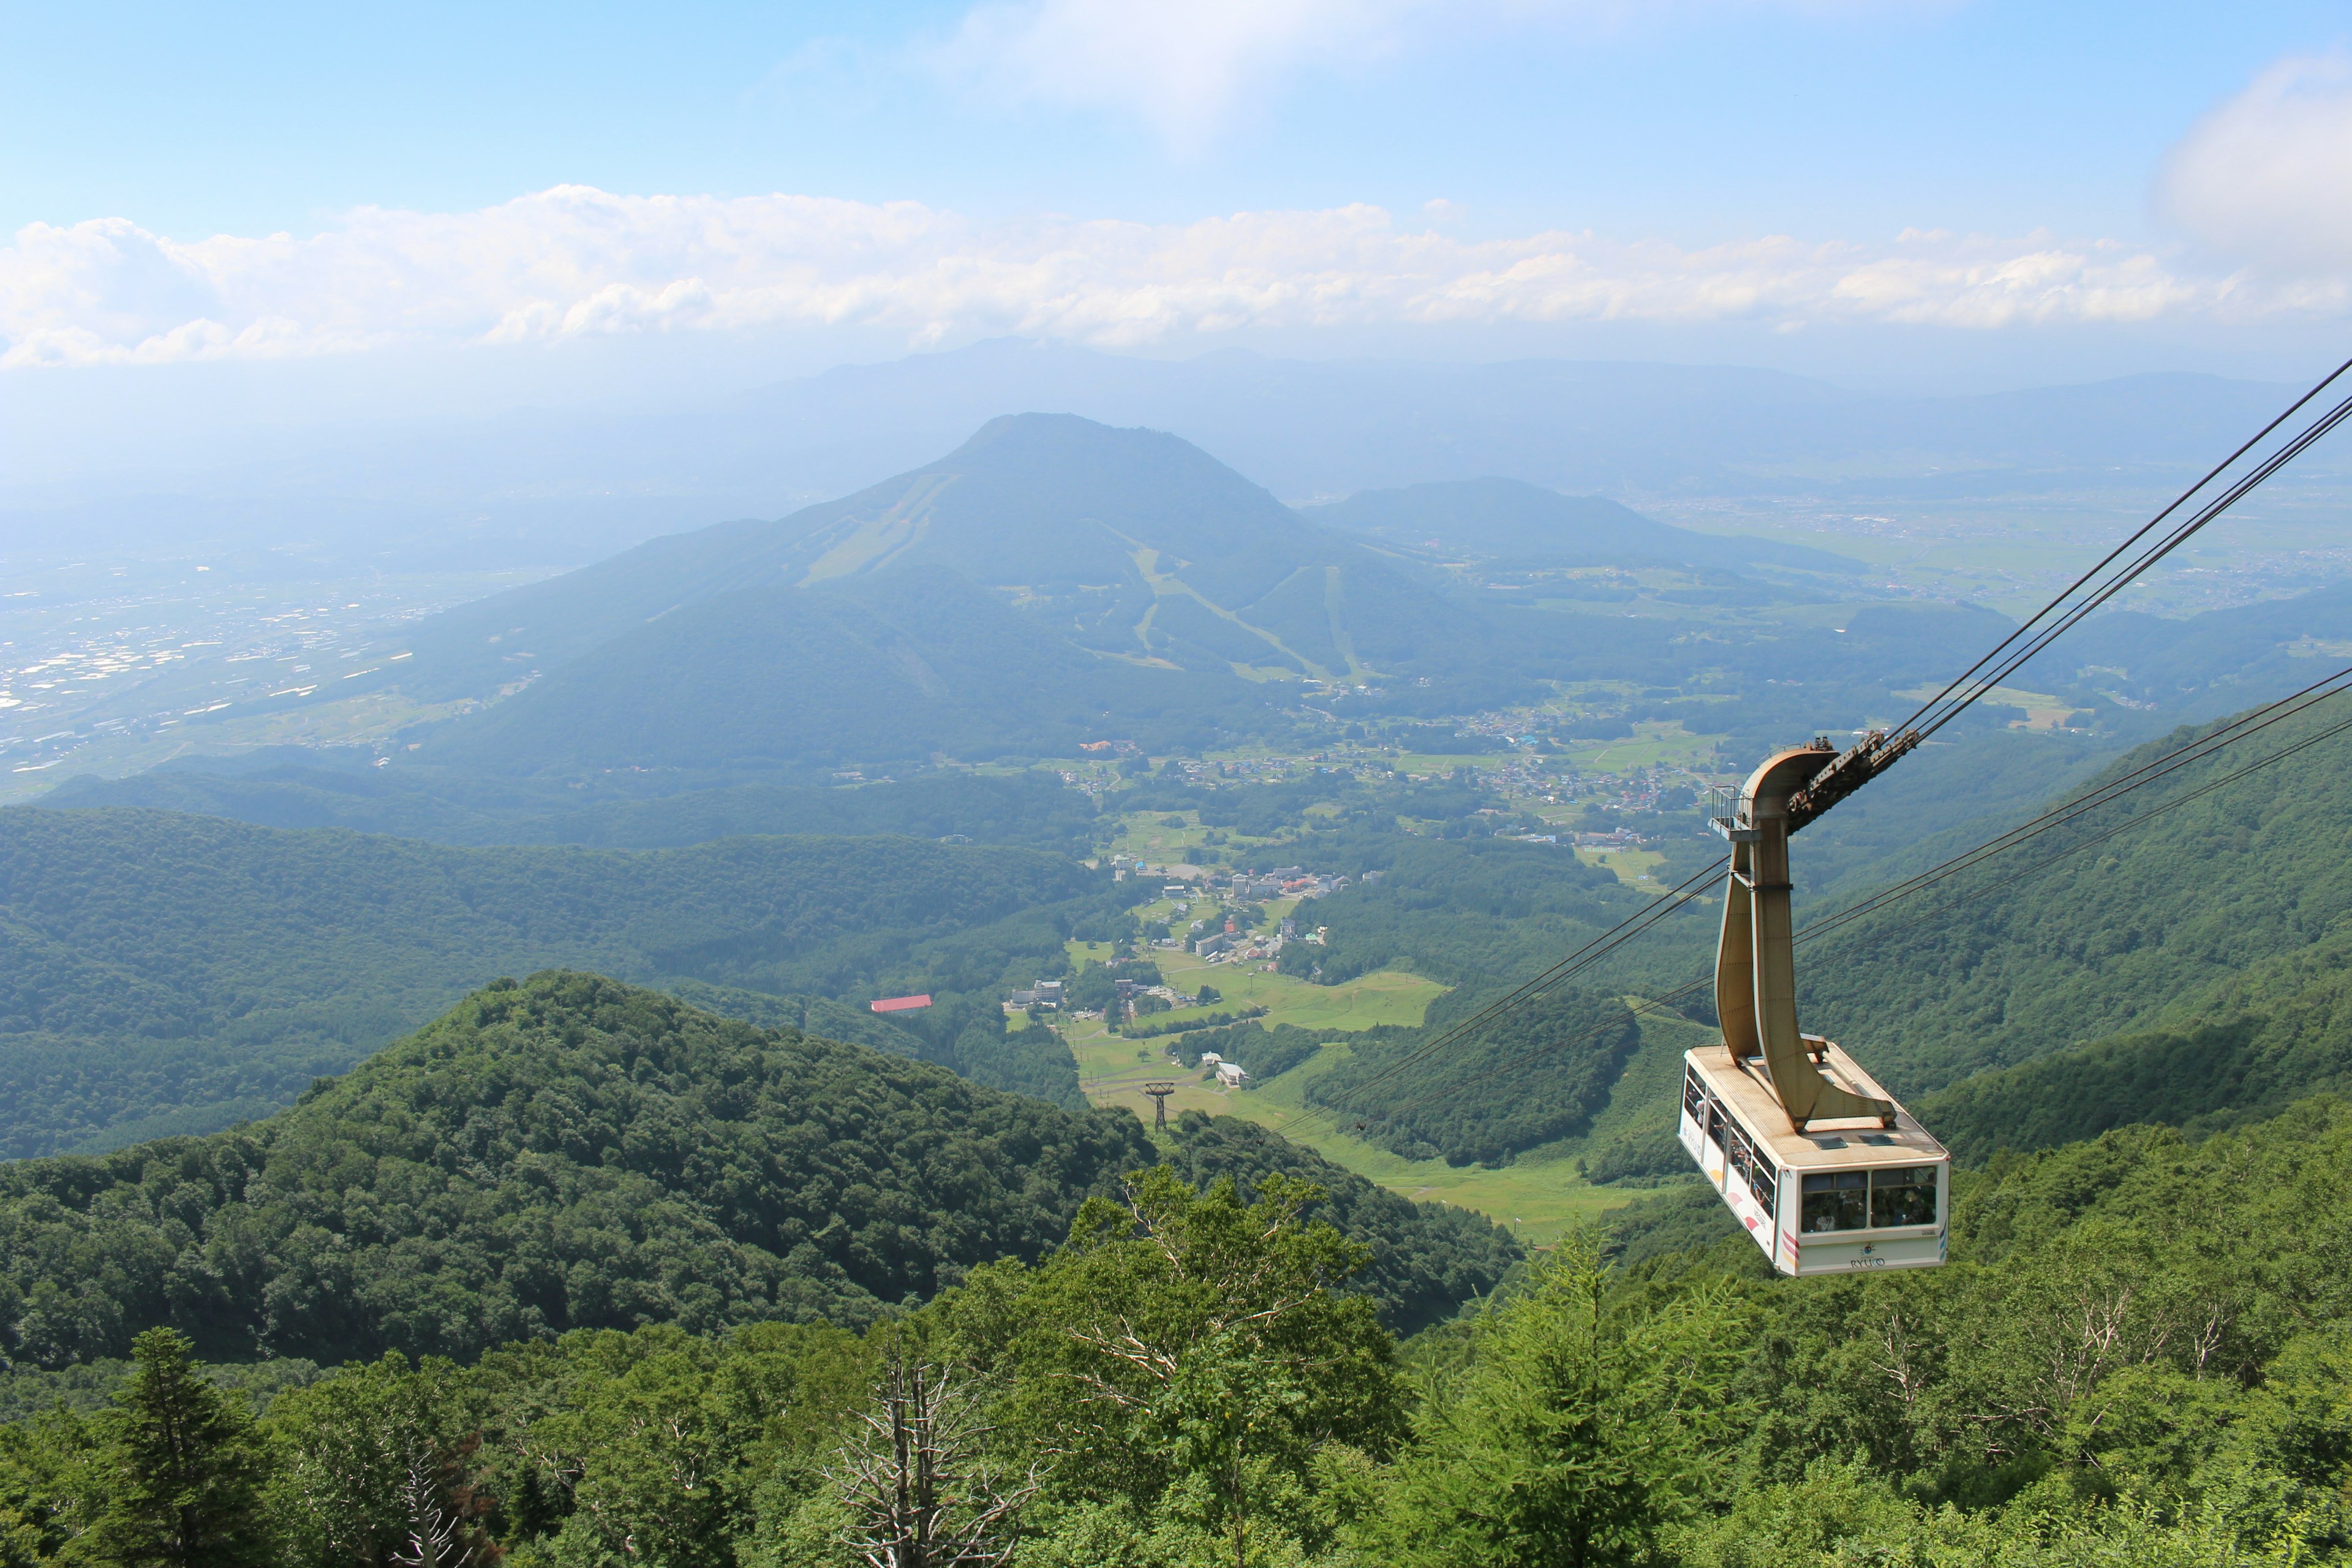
(82, 1329, 271, 1568)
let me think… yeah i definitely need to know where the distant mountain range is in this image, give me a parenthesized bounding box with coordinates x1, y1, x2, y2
(13, 340, 2324, 573)
(50, 401, 2352, 809)
(393, 412, 1544, 696)
(349, 413, 1814, 777)
(1305, 477, 1857, 575)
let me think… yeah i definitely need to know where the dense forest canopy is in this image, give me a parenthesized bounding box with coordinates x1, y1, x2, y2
(7, 1082, 2351, 1564)
(0, 974, 1518, 1374)
(0, 973, 1148, 1365)
(1302, 987, 1643, 1167)
(1276, 837, 1654, 990)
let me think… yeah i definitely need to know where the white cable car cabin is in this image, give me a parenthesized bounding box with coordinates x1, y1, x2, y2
(1680, 741, 1950, 1276)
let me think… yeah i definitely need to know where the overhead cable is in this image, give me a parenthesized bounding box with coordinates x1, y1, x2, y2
(1363, 685, 2352, 1129)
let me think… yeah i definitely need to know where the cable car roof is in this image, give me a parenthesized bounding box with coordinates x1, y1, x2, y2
(1687, 1042, 1947, 1172)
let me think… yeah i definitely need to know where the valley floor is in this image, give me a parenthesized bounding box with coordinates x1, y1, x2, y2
(1056, 946, 1709, 1246)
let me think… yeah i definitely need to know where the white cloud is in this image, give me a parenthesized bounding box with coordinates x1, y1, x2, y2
(0, 187, 2332, 371)
(934, 0, 1425, 151)
(2163, 51, 2352, 274)
(927, 0, 1950, 151)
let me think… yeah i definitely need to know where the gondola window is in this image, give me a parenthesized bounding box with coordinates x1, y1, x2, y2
(1870, 1166, 1939, 1228)
(1801, 1171, 1869, 1232)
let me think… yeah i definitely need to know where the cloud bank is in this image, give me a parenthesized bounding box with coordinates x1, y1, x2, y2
(1, 187, 2334, 371)
(2163, 51, 2352, 274)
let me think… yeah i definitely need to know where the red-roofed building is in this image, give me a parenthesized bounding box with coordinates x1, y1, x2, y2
(869, 994, 933, 1014)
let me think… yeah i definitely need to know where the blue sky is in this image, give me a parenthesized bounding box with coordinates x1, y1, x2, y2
(1, 0, 2337, 239)
(4, 0, 2351, 389)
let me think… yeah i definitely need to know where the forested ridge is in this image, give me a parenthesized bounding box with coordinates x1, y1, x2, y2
(0, 973, 1147, 1365)
(0, 809, 1120, 1154)
(1275, 836, 1650, 990)
(1302, 988, 1643, 1167)
(0, 973, 1518, 1372)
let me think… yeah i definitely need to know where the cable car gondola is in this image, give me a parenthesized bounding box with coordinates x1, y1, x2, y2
(1680, 742, 1951, 1275)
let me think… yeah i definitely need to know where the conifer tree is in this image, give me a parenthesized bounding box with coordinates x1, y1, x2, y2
(82, 1328, 271, 1568)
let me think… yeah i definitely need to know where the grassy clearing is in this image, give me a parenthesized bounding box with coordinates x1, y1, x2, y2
(1064, 993, 1712, 1250)
(1556, 720, 1722, 772)
(1105, 809, 1211, 862)
(1057, 947, 1447, 1037)
(1154, 948, 1447, 1030)
(1575, 846, 1667, 886)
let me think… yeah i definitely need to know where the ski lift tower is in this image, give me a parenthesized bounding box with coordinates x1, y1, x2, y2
(1141, 1082, 1178, 1131)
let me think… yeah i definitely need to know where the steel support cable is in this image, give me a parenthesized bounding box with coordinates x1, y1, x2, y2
(1891, 354, 2352, 744)
(1795, 699, 2352, 958)
(1364, 690, 2352, 1129)
(1257, 668, 2346, 1142)
(1905, 393, 2352, 747)
(1796, 665, 2352, 940)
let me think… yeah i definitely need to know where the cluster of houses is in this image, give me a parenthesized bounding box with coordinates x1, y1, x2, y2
(1227, 866, 1353, 900)
(1003, 976, 1198, 1022)
(1192, 923, 1305, 963)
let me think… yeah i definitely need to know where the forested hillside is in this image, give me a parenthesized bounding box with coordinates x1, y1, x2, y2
(39, 764, 1104, 855)
(1303, 988, 1643, 1166)
(5, 1071, 2347, 1562)
(1920, 919, 2352, 1157)
(0, 973, 1519, 1371)
(420, 567, 1281, 776)
(0, 809, 1117, 1153)
(1277, 836, 1659, 989)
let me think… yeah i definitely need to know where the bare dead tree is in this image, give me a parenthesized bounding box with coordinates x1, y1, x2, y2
(830, 1354, 1039, 1568)
(388, 1432, 502, 1568)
